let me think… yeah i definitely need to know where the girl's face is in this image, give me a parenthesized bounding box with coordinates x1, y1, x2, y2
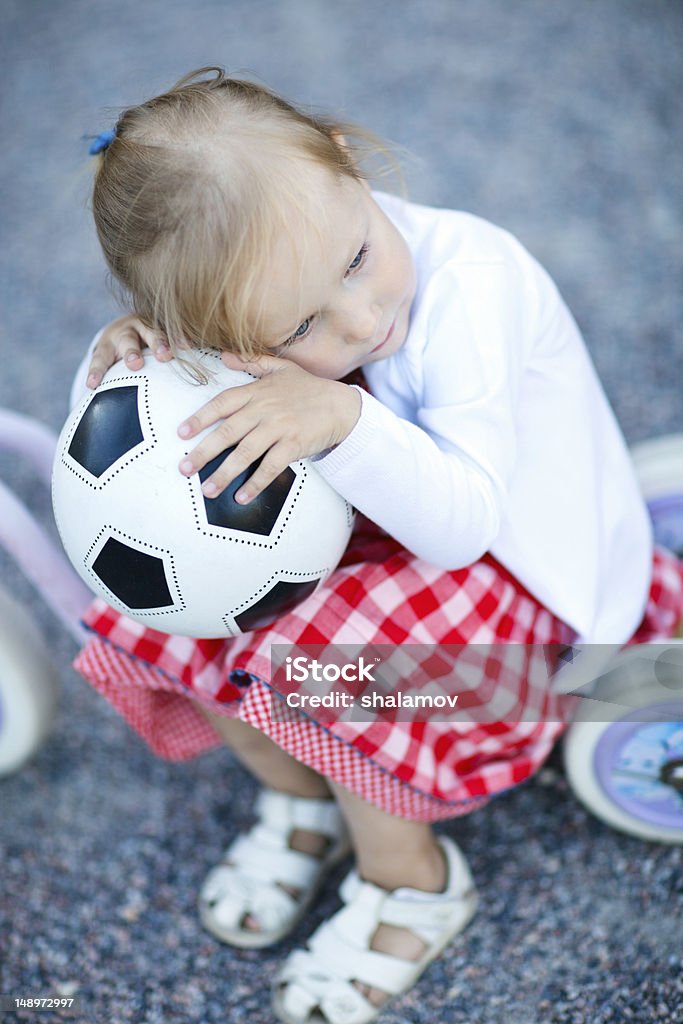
(251, 168, 417, 380)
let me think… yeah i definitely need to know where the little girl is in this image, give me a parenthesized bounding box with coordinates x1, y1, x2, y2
(77, 68, 683, 1024)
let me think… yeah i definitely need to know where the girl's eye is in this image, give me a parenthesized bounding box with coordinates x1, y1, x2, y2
(283, 317, 314, 347)
(346, 243, 369, 276)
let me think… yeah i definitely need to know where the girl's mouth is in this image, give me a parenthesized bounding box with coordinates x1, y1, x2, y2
(370, 318, 395, 354)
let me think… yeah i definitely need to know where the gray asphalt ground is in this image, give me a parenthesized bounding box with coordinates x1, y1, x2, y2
(1, 2, 682, 1022)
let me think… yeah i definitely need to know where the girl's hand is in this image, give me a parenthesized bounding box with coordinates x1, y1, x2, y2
(86, 315, 173, 389)
(178, 352, 361, 503)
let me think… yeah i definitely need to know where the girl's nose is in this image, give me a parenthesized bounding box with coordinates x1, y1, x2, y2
(345, 303, 381, 344)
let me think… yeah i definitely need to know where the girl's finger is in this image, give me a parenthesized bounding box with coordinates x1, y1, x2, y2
(123, 347, 145, 368)
(177, 384, 253, 440)
(110, 327, 145, 368)
(151, 340, 173, 361)
(232, 441, 297, 504)
(178, 405, 262, 477)
(221, 350, 286, 377)
(87, 341, 117, 388)
(196, 428, 274, 499)
(132, 322, 172, 360)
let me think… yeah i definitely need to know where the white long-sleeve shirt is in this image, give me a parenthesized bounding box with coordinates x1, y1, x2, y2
(314, 192, 652, 644)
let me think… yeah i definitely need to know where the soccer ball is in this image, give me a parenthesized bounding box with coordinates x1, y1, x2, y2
(51, 350, 354, 637)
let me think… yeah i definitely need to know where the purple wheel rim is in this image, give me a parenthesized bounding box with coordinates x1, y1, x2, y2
(593, 703, 683, 830)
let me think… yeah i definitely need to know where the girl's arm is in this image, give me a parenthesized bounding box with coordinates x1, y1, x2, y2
(177, 353, 362, 498)
(175, 349, 512, 571)
(179, 361, 506, 570)
(312, 386, 507, 569)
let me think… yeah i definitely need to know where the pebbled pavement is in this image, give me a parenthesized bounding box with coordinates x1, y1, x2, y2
(1, 2, 682, 1022)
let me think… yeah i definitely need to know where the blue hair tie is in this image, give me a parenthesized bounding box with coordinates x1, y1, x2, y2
(89, 129, 117, 155)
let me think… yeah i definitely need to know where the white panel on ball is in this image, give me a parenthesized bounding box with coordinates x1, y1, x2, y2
(52, 350, 354, 637)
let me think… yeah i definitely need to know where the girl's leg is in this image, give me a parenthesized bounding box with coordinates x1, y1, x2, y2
(199, 708, 331, 799)
(328, 780, 448, 1008)
(330, 780, 446, 891)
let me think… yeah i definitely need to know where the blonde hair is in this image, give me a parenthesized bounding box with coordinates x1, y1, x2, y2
(91, 66, 393, 360)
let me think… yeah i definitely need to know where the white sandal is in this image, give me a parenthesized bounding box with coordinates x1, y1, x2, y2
(271, 836, 478, 1024)
(198, 787, 351, 949)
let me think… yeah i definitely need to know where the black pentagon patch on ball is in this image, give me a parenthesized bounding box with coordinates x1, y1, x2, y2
(234, 579, 320, 632)
(92, 536, 173, 609)
(199, 448, 295, 535)
(68, 386, 143, 478)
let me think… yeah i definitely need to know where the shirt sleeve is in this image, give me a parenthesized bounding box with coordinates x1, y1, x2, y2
(313, 257, 537, 569)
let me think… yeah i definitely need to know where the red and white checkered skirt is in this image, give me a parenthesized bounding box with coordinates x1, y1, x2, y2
(74, 516, 683, 822)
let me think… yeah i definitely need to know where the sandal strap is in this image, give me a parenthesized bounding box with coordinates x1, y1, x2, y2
(256, 788, 346, 840)
(339, 836, 476, 943)
(228, 828, 325, 889)
(278, 950, 376, 1024)
(202, 865, 298, 933)
(211, 788, 348, 892)
(380, 889, 475, 944)
(309, 922, 418, 994)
